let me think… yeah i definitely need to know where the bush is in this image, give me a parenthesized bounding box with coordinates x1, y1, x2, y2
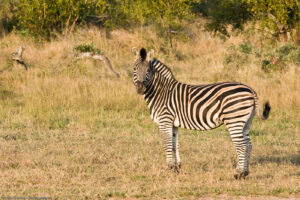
(224, 42, 299, 72)
(247, 0, 299, 40)
(191, 0, 252, 36)
(4, 0, 192, 43)
(12, 0, 108, 39)
(238, 43, 252, 54)
(74, 43, 102, 55)
(275, 43, 300, 64)
(223, 44, 250, 68)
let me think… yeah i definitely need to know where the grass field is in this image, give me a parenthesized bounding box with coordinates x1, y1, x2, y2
(0, 26, 299, 199)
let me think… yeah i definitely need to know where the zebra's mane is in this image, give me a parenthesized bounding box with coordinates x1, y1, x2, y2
(150, 58, 175, 80)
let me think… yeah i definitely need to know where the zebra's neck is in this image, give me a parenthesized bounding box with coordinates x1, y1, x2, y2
(143, 58, 177, 118)
(150, 58, 174, 80)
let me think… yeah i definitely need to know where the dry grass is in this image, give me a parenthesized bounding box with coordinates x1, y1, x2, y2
(0, 26, 299, 199)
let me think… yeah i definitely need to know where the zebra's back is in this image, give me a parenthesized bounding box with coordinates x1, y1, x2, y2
(170, 82, 256, 130)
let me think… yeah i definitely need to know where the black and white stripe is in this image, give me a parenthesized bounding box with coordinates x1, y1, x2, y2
(133, 48, 270, 179)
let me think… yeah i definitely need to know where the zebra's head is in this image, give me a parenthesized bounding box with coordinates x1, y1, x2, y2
(132, 47, 154, 94)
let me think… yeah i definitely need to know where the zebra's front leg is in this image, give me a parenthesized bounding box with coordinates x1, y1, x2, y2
(172, 127, 181, 172)
(159, 123, 175, 170)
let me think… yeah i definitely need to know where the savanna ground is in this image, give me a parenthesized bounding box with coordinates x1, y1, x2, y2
(0, 25, 299, 199)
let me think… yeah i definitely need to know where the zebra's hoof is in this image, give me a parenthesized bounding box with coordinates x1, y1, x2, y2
(167, 162, 174, 169)
(167, 163, 181, 173)
(234, 171, 249, 180)
(177, 162, 182, 169)
(173, 164, 180, 173)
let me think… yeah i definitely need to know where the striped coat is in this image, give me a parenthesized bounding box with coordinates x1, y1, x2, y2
(132, 48, 270, 179)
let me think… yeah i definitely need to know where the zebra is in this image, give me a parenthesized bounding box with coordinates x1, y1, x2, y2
(132, 47, 270, 179)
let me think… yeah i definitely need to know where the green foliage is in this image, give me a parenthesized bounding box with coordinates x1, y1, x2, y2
(224, 42, 300, 72)
(191, 0, 299, 40)
(262, 43, 300, 71)
(246, 0, 300, 39)
(12, 0, 107, 39)
(107, 0, 193, 47)
(275, 44, 300, 63)
(2, 0, 299, 43)
(223, 43, 251, 68)
(74, 43, 102, 54)
(238, 43, 252, 54)
(191, 0, 252, 36)
(151, 0, 192, 29)
(0, 0, 16, 36)
(261, 59, 271, 72)
(49, 115, 70, 130)
(4, 0, 192, 42)
(260, 60, 283, 73)
(103, 0, 153, 28)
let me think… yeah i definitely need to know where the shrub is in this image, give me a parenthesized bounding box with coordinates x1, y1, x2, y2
(223, 44, 250, 68)
(12, 0, 108, 39)
(191, 0, 252, 37)
(224, 42, 299, 72)
(247, 0, 299, 40)
(6, 0, 192, 44)
(275, 43, 300, 64)
(74, 43, 102, 55)
(239, 43, 252, 54)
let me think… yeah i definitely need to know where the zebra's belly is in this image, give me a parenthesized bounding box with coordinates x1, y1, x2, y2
(173, 114, 223, 131)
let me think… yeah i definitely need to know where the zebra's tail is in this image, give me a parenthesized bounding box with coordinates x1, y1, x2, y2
(253, 93, 271, 121)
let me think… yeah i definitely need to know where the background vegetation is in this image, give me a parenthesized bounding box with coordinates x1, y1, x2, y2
(1, 0, 299, 42)
(0, 0, 299, 199)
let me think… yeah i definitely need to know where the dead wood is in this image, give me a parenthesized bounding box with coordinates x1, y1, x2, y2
(11, 45, 28, 70)
(73, 52, 120, 78)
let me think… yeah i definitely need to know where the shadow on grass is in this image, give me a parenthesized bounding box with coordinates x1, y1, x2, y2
(252, 154, 300, 166)
(0, 88, 15, 100)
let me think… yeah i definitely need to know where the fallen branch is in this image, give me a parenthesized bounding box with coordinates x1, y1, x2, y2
(72, 44, 120, 78)
(11, 45, 28, 70)
(74, 52, 120, 78)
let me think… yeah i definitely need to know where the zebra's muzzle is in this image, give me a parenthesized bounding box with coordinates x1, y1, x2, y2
(135, 81, 145, 94)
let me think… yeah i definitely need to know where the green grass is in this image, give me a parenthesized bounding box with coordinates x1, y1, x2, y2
(0, 90, 299, 199)
(0, 27, 299, 199)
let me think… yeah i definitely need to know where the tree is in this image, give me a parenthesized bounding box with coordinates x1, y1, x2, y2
(105, 0, 192, 47)
(146, 0, 192, 47)
(12, 0, 108, 39)
(0, 0, 15, 36)
(191, 0, 252, 37)
(246, 0, 299, 41)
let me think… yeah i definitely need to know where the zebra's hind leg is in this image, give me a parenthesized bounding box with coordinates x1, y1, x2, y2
(238, 108, 255, 179)
(172, 127, 181, 173)
(225, 108, 255, 180)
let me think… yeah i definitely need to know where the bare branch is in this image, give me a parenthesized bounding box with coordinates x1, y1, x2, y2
(11, 46, 27, 70)
(74, 52, 120, 78)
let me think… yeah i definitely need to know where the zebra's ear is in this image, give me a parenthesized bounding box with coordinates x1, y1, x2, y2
(140, 48, 147, 61)
(132, 47, 138, 57)
(147, 49, 154, 61)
